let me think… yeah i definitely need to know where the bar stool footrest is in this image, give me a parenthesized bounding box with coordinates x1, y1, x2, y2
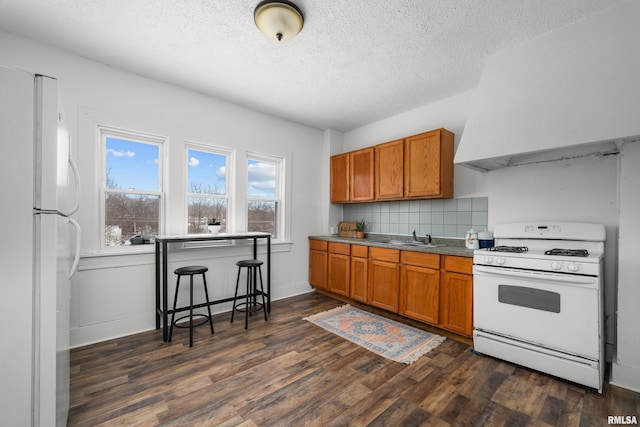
(173, 314, 211, 329)
(233, 302, 265, 314)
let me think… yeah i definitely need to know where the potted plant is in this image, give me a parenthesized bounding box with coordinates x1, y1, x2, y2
(355, 219, 366, 238)
(207, 218, 221, 234)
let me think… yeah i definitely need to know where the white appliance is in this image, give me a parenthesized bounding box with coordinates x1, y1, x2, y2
(0, 66, 80, 426)
(472, 222, 605, 392)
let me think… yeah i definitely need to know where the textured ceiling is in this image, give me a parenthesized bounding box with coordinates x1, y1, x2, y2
(0, 0, 627, 131)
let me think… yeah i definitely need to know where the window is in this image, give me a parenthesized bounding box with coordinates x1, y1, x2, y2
(101, 127, 164, 248)
(247, 154, 283, 238)
(186, 146, 230, 233)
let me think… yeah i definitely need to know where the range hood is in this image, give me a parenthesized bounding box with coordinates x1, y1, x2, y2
(454, 1, 640, 172)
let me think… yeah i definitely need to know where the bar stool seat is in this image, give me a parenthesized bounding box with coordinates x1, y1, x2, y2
(231, 259, 268, 329)
(169, 265, 214, 347)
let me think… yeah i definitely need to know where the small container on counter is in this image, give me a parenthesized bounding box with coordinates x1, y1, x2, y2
(478, 230, 494, 249)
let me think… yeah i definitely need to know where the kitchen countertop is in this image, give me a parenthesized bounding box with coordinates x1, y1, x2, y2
(308, 234, 474, 258)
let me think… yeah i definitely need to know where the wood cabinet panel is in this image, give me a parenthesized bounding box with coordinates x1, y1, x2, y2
(375, 139, 404, 199)
(351, 245, 368, 258)
(349, 147, 374, 201)
(328, 242, 350, 256)
(368, 259, 400, 312)
(309, 240, 328, 251)
(441, 255, 474, 337)
(369, 247, 400, 263)
(309, 245, 327, 290)
(328, 252, 350, 296)
(330, 153, 349, 203)
(400, 250, 439, 269)
(400, 264, 440, 324)
(444, 255, 473, 274)
(404, 129, 454, 199)
(350, 256, 368, 303)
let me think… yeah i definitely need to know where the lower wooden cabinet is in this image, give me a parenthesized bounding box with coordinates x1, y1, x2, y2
(350, 245, 368, 302)
(368, 248, 400, 313)
(328, 242, 350, 296)
(309, 240, 474, 338)
(441, 256, 474, 337)
(400, 251, 440, 324)
(309, 240, 327, 289)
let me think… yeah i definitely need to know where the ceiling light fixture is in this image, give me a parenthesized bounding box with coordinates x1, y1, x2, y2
(254, 0, 304, 42)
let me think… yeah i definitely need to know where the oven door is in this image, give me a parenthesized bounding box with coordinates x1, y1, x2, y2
(473, 265, 600, 360)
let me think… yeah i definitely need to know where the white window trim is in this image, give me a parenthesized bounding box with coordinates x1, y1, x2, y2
(246, 151, 290, 242)
(99, 125, 166, 252)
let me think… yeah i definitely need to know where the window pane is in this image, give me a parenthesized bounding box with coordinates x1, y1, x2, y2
(105, 193, 159, 246)
(248, 159, 276, 199)
(248, 200, 276, 234)
(188, 197, 227, 234)
(188, 149, 226, 195)
(106, 137, 159, 191)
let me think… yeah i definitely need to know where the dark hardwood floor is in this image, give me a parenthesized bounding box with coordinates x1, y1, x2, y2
(68, 292, 639, 426)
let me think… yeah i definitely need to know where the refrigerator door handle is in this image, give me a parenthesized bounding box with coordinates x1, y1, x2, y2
(68, 218, 81, 278)
(67, 154, 80, 216)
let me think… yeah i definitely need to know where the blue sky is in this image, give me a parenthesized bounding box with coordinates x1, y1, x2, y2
(106, 137, 159, 190)
(106, 138, 275, 198)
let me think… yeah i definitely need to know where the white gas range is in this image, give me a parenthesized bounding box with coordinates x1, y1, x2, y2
(472, 222, 605, 392)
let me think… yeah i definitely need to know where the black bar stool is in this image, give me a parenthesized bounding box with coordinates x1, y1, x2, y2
(231, 259, 268, 329)
(169, 265, 214, 347)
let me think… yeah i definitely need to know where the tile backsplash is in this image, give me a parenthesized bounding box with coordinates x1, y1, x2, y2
(342, 197, 488, 239)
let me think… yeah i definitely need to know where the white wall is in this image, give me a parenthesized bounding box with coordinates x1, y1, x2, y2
(0, 30, 325, 347)
(614, 141, 640, 392)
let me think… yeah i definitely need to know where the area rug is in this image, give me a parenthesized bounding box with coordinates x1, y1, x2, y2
(303, 304, 446, 364)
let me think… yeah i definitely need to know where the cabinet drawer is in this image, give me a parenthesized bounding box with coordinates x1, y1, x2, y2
(401, 251, 439, 268)
(310, 240, 328, 251)
(328, 242, 351, 255)
(444, 256, 473, 274)
(351, 245, 368, 258)
(369, 247, 400, 263)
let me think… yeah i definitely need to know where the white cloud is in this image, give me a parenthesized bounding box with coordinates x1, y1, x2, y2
(188, 157, 200, 167)
(216, 166, 226, 178)
(248, 162, 276, 195)
(107, 148, 135, 157)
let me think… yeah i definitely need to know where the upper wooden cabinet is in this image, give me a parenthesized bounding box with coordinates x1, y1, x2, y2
(331, 128, 454, 203)
(349, 147, 374, 201)
(404, 129, 454, 199)
(375, 139, 404, 200)
(330, 153, 349, 203)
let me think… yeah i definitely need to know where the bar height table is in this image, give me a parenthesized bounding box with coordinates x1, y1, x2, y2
(154, 232, 271, 342)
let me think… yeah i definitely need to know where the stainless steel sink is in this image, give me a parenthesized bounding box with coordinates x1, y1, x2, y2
(379, 240, 445, 248)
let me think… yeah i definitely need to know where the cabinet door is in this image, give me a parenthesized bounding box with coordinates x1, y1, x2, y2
(330, 153, 349, 203)
(350, 256, 368, 302)
(328, 253, 350, 296)
(349, 147, 374, 201)
(309, 250, 327, 289)
(400, 264, 440, 324)
(375, 139, 404, 199)
(368, 259, 400, 312)
(404, 129, 454, 198)
(441, 271, 473, 337)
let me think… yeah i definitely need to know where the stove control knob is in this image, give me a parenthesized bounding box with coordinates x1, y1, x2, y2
(567, 263, 580, 272)
(496, 257, 506, 266)
(484, 256, 493, 264)
(551, 261, 563, 271)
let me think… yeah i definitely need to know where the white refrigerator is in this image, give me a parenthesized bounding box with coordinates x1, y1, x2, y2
(0, 66, 80, 426)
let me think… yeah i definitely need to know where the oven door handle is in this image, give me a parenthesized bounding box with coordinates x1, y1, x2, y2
(473, 265, 597, 285)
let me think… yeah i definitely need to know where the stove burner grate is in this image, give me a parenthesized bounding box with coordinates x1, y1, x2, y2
(488, 246, 529, 253)
(544, 248, 589, 257)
